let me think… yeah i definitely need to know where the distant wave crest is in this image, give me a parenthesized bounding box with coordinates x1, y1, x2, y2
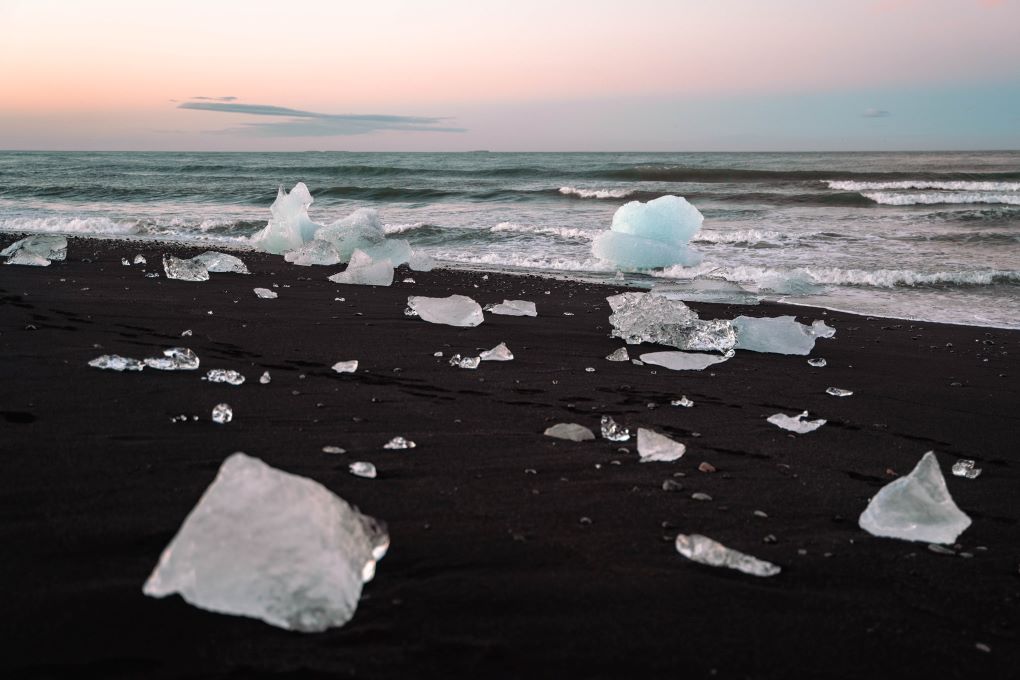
(490, 222, 596, 240)
(863, 192, 1020, 206)
(657, 264, 1020, 289)
(827, 180, 1020, 192)
(557, 186, 634, 199)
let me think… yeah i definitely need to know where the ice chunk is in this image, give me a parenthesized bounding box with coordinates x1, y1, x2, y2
(284, 239, 342, 267)
(259, 371, 271, 384)
(449, 354, 481, 369)
(322, 446, 345, 454)
(758, 269, 821, 295)
(671, 396, 694, 408)
(1, 234, 67, 263)
(407, 294, 483, 327)
(192, 251, 249, 274)
(607, 292, 735, 352)
(144, 347, 200, 371)
(544, 423, 596, 441)
(600, 415, 630, 442)
(327, 249, 394, 287)
(332, 360, 358, 374)
(479, 342, 513, 361)
(733, 316, 829, 355)
(6, 252, 51, 266)
(252, 182, 322, 254)
(807, 358, 827, 367)
(858, 451, 972, 544)
(314, 207, 387, 262)
(951, 459, 981, 479)
(484, 299, 537, 317)
(605, 347, 630, 362)
(253, 288, 278, 299)
(205, 369, 245, 385)
(163, 254, 209, 282)
(360, 238, 412, 267)
(133, 254, 147, 265)
(651, 278, 759, 305)
(383, 436, 415, 450)
(211, 403, 233, 424)
(408, 251, 437, 272)
(637, 428, 686, 462)
(592, 195, 704, 269)
(811, 320, 836, 338)
(121, 257, 131, 266)
(675, 534, 781, 577)
(639, 351, 730, 371)
(348, 461, 377, 479)
(826, 387, 853, 397)
(767, 411, 826, 434)
(142, 452, 388, 631)
(89, 354, 145, 371)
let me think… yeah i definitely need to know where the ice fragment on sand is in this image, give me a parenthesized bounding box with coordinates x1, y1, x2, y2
(637, 428, 686, 462)
(733, 315, 832, 355)
(206, 369, 245, 385)
(259, 371, 271, 384)
(348, 462, 377, 479)
(284, 239, 342, 266)
(1, 234, 67, 264)
(191, 251, 249, 274)
(133, 254, 147, 265)
(145, 347, 200, 371)
(952, 459, 982, 479)
(6, 252, 51, 266)
(163, 254, 209, 282)
(322, 446, 345, 454)
(407, 294, 483, 327)
(383, 436, 415, 450)
(327, 249, 394, 287)
(480, 342, 513, 361)
(211, 403, 233, 424)
(332, 360, 358, 374)
(650, 279, 759, 305)
(544, 423, 596, 441)
(600, 415, 630, 442)
(449, 354, 480, 369)
(253, 287, 278, 299)
(485, 299, 537, 317)
(859, 451, 971, 544)
(142, 452, 388, 631)
(607, 292, 735, 352)
(811, 320, 836, 338)
(606, 347, 630, 361)
(89, 354, 145, 371)
(767, 411, 825, 433)
(675, 534, 781, 577)
(121, 257, 131, 266)
(591, 195, 704, 269)
(252, 182, 321, 254)
(808, 358, 827, 367)
(671, 396, 694, 408)
(639, 351, 730, 371)
(408, 251, 437, 272)
(826, 387, 853, 397)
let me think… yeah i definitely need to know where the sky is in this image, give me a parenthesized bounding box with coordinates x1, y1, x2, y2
(0, 0, 1018, 151)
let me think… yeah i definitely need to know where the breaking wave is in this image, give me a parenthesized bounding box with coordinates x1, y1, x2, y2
(658, 265, 1020, 289)
(557, 186, 635, 199)
(863, 192, 1020, 206)
(490, 222, 596, 240)
(691, 229, 786, 245)
(827, 180, 1020, 192)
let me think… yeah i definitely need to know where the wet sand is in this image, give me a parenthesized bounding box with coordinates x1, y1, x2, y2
(2, 236, 1018, 679)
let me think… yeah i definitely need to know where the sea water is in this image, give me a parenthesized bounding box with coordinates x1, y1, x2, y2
(0, 151, 1017, 328)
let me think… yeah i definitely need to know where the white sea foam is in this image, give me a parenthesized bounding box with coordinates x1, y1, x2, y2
(558, 186, 634, 199)
(383, 222, 428, 235)
(0, 216, 139, 234)
(862, 192, 1020, 206)
(490, 222, 596, 240)
(692, 229, 785, 244)
(656, 264, 1020, 289)
(827, 180, 1020, 192)
(431, 250, 614, 273)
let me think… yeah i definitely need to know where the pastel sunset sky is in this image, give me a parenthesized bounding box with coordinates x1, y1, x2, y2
(1, 0, 1018, 151)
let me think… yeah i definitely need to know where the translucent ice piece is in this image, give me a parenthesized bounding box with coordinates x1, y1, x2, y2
(327, 249, 394, 287)
(348, 461, 377, 479)
(332, 360, 358, 374)
(607, 292, 735, 352)
(600, 415, 630, 442)
(211, 403, 233, 424)
(360, 238, 412, 267)
(408, 251, 437, 272)
(733, 316, 828, 355)
(675, 534, 781, 577)
(407, 294, 483, 327)
(826, 387, 853, 397)
(484, 299, 537, 317)
(6, 252, 51, 266)
(133, 254, 147, 265)
(858, 451, 972, 544)
(767, 411, 826, 434)
(314, 207, 387, 262)
(144, 347, 200, 371)
(252, 182, 322, 255)
(191, 251, 249, 274)
(637, 428, 686, 462)
(322, 446, 345, 454)
(758, 269, 820, 295)
(671, 396, 694, 408)
(89, 354, 145, 371)
(259, 371, 271, 384)
(605, 347, 630, 362)
(163, 254, 209, 282)
(639, 351, 730, 371)
(479, 342, 513, 361)
(142, 452, 388, 631)
(591, 196, 704, 269)
(121, 257, 131, 266)
(284, 239, 342, 266)
(253, 288, 278, 299)
(807, 358, 827, 367)
(544, 423, 596, 441)
(206, 369, 245, 386)
(650, 278, 759, 305)
(951, 459, 982, 479)
(383, 436, 415, 450)
(811, 320, 836, 338)
(1, 234, 67, 262)
(449, 354, 480, 369)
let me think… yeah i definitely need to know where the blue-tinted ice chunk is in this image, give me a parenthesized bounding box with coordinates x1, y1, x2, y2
(592, 195, 704, 270)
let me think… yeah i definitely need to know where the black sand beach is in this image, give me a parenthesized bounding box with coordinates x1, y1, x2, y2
(2, 236, 1018, 679)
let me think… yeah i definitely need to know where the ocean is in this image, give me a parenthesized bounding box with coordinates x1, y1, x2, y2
(1, 150, 1018, 328)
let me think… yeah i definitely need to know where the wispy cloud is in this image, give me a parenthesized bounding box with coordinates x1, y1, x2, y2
(191, 96, 239, 102)
(862, 108, 891, 118)
(178, 100, 464, 137)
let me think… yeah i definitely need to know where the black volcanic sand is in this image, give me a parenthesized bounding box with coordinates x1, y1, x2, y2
(2, 236, 1018, 680)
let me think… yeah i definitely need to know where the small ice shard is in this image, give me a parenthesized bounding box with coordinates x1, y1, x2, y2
(348, 461, 377, 479)
(332, 360, 358, 374)
(253, 287, 278, 299)
(600, 415, 630, 442)
(252, 182, 322, 254)
(211, 403, 233, 424)
(407, 294, 483, 327)
(181, 329, 192, 337)
(449, 354, 481, 369)
(163, 254, 209, 282)
(605, 347, 629, 361)
(650, 278, 759, 305)
(484, 299, 537, 317)
(383, 436, 415, 450)
(327, 249, 394, 287)
(637, 428, 686, 462)
(607, 292, 735, 352)
(408, 251, 437, 272)
(591, 195, 704, 269)
(121, 257, 131, 266)
(675, 534, 781, 577)
(205, 369, 245, 386)
(811, 320, 836, 338)
(259, 371, 271, 384)
(2, 234, 67, 263)
(142, 452, 388, 631)
(639, 351, 729, 371)
(284, 239, 342, 266)
(859, 451, 972, 544)
(133, 254, 147, 265)
(826, 387, 853, 397)
(671, 396, 694, 408)
(402, 277, 415, 284)
(479, 342, 513, 361)
(322, 445, 345, 454)
(807, 358, 827, 367)
(767, 411, 826, 434)
(544, 423, 596, 441)
(89, 354, 145, 371)
(733, 316, 833, 355)
(952, 459, 982, 479)
(144, 347, 200, 371)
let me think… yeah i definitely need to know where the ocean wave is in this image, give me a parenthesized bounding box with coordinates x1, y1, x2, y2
(588, 167, 1020, 184)
(383, 222, 429, 235)
(691, 229, 786, 245)
(431, 250, 614, 273)
(827, 180, 1020, 192)
(863, 192, 1020, 206)
(557, 186, 634, 199)
(490, 222, 597, 240)
(0, 216, 139, 234)
(656, 264, 1020, 289)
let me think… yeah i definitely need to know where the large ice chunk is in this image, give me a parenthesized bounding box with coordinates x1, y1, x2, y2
(314, 208, 388, 262)
(360, 238, 412, 267)
(650, 279, 759, 306)
(485, 299, 538, 317)
(192, 251, 250, 274)
(143, 452, 389, 632)
(858, 451, 971, 544)
(2, 234, 67, 264)
(328, 250, 394, 287)
(592, 195, 704, 270)
(408, 251, 438, 272)
(252, 183, 322, 254)
(733, 316, 832, 355)
(407, 294, 483, 327)
(163, 255, 210, 282)
(637, 428, 686, 462)
(639, 351, 730, 371)
(284, 239, 342, 267)
(675, 534, 781, 577)
(607, 292, 735, 352)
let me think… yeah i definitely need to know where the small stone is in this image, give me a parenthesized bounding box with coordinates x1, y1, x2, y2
(662, 479, 684, 492)
(691, 492, 713, 501)
(698, 462, 717, 473)
(322, 446, 346, 454)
